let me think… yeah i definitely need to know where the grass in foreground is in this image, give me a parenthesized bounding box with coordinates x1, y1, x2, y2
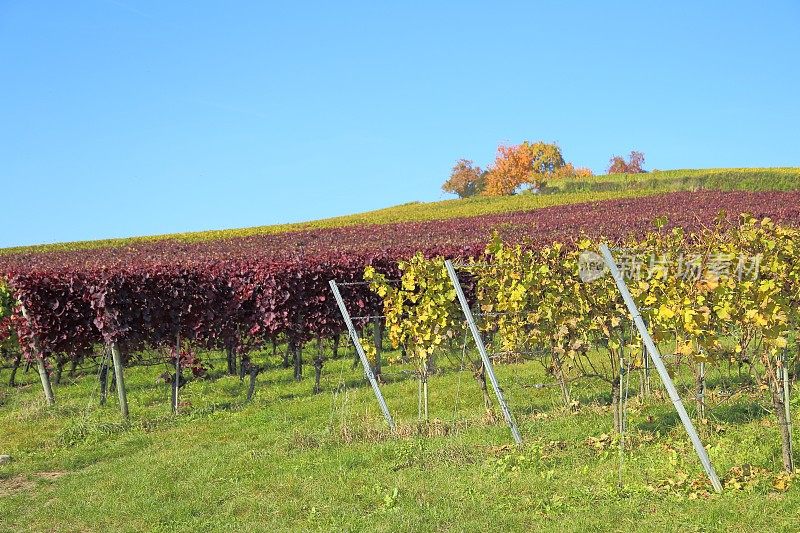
(4, 167, 799, 256)
(1, 345, 798, 532)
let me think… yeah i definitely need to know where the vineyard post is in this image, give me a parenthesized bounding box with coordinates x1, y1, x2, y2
(109, 343, 129, 419)
(99, 346, 109, 406)
(445, 260, 523, 446)
(173, 334, 180, 414)
(599, 244, 722, 493)
(782, 350, 793, 467)
(643, 339, 651, 397)
(246, 363, 259, 402)
(373, 316, 383, 381)
(19, 305, 55, 406)
(329, 280, 395, 430)
(698, 362, 706, 420)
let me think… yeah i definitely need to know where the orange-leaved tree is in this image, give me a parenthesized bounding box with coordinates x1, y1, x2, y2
(607, 150, 645, 174)
(484, 141, 565, 196)
(552, 162, 594, 180)
(441, 159, 486, 198)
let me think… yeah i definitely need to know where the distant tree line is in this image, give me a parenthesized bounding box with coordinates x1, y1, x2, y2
(442, 142, 645, 198)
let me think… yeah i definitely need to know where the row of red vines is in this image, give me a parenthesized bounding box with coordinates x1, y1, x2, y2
(2, 191, 800, 360)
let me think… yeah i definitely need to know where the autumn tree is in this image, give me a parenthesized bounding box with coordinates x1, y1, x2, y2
(441, 159, 485, 198)
(552, 162, 594, 180)
(484, 141, 565, 196)
(607, 150, 645, 174)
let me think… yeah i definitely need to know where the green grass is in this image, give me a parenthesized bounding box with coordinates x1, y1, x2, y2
(550, 167, 800, 194)
(3, 167, 799, 256)
(1, 345, 798, 531)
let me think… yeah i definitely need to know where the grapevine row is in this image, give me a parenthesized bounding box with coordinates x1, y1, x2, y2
(1, 191, 799, 373)
(366, 215, 800, 471)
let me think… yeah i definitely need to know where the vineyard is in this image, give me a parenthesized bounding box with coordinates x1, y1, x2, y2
(3, 167, 799, 257)
(2, 188, 800, 530)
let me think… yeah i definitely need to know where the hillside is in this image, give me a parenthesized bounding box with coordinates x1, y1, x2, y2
(3, 167, 799, 256)
(2, 171, 800, 531)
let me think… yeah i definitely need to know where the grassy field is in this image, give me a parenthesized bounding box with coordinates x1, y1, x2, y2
(1, 344, 798, 532)
(550, 167, 800, 194)
(3, 167, 799, 256)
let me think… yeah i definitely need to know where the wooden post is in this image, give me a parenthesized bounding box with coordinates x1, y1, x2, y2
(99, 349, 109, 406)
(173, 334, 180, 414)
(19, 305, 55, 406)
(246, 364, 259, 402)
(110, 343, 128, 419)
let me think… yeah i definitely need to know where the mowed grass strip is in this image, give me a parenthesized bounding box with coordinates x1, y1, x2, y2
(0, 345, 798, 532)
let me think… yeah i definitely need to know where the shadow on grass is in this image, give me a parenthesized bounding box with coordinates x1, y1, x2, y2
(636, 399, 768, 435)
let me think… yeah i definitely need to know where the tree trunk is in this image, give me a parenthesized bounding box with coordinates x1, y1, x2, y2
(246, 364, 259, 402)
(418, 369, 429, 421)
(696, 363, 706, 420)
(171, 375, 179, 413)
(8, 351, 21, 387)
(552, 351, 570, 407)
(239, 355, 250, 381)
(68, 357, 79, 378)
(426, 353, 437, 376)
(313, 337, 324, 394)
(293, 340, 303, 381)
(282, 344, 290, 369)
(332, 334, 340, 359)
(54, 356, 64, 385)
(226, 345, 237, 376)
(772, 378, 794, 473)
(473, 361, 494, 418)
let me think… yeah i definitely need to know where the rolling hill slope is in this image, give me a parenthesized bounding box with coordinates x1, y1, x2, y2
(3, 167, 799, 256)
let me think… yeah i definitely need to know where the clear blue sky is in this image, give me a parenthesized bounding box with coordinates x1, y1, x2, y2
(1, 1, 798, 247)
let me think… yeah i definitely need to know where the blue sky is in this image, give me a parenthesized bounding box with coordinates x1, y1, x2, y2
(1, 1, 798, 247)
